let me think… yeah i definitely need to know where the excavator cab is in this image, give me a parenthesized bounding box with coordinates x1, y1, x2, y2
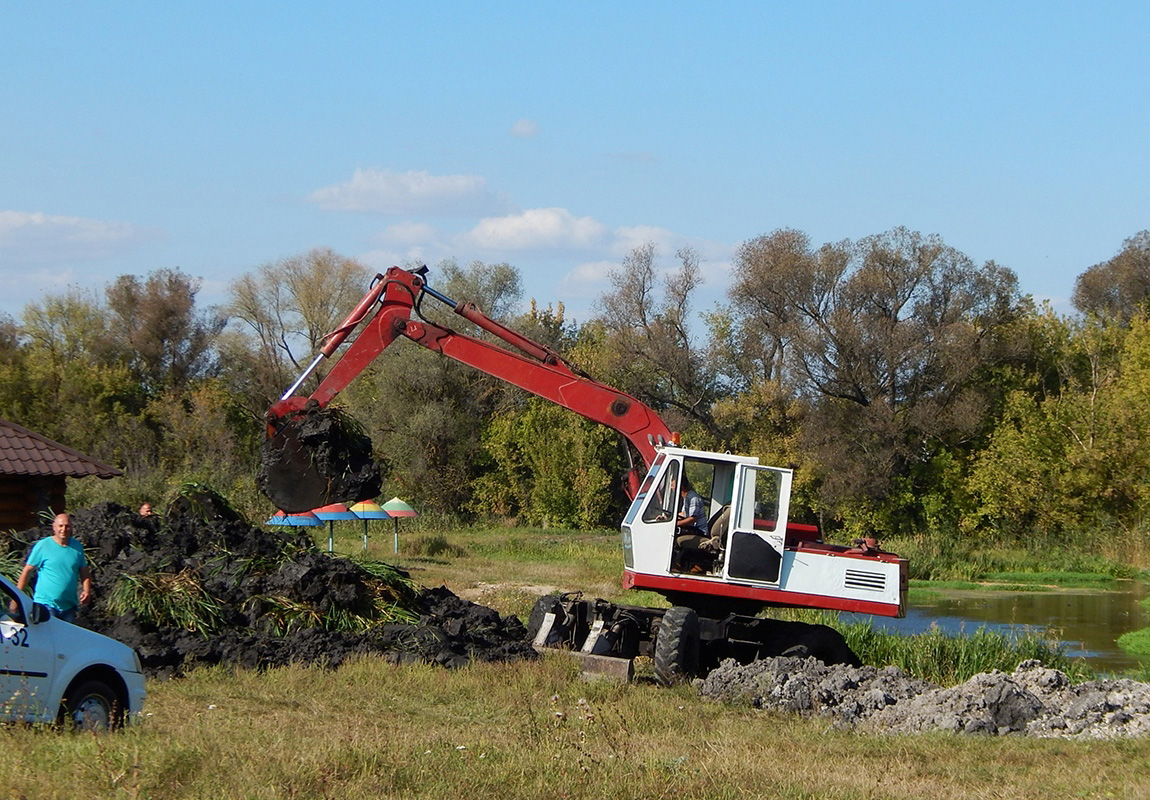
(621, 446, 905, 618)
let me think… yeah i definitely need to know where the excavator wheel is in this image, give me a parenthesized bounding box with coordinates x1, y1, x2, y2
(653, 606, 700, 685)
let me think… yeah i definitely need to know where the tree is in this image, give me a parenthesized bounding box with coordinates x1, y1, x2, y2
(1072, 231, 1150, 322)
(726, 227, 1022, 532)
(965, 312, 1144, 538)
(470, 397, 621, 528)
(104, 268, 225, 393)
(16, 289, 149, 466)
(594, 243, 720, 440)
(341, 259, 527, 513)
(224, 248, 371, 412)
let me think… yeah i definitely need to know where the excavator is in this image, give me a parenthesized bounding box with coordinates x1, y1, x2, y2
(261, 266, 907, 683)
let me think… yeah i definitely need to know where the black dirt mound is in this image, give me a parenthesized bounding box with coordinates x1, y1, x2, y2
(6, 499, 534, 678)
(258, 404, 382, 513)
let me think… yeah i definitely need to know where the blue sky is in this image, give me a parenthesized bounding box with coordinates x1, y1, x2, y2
(2, 2, 1147, 324)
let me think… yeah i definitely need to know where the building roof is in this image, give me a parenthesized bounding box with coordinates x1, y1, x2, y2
(0, 418, 122, 478)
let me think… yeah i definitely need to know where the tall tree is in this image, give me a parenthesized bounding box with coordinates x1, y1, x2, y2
(727, 227, 1022, 531)
(1072, 231, 1150, 322)
(104, 268, 225, 392)
(965, 312, 1149, 538)
(16, 289, 148, 465)
(594, 243, 719, 440)
(224, 248, 371, 411)
(341, 259, 527, 512)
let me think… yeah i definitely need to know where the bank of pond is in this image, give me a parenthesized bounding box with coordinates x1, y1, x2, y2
(837, 573, 1150, 681)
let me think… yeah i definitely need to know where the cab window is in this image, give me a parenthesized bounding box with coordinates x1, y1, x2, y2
(642, 461, 680, 522)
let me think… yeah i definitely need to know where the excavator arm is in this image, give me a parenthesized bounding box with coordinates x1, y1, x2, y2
(262, 266, 674, 512)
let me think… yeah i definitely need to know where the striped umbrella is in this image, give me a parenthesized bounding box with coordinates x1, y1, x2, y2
(313, 502, 359, 553)
(349, 500, 390, 552)
(380, 497, 418, 554)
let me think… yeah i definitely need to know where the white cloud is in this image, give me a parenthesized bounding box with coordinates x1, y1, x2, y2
(510, 119, 539, 138)
(377, 221, 439, 245)
(0, 210, 148, 263)
(559, 259, 617, 298)
(466, 208, 607, 250)
(610, 224, 682, 257)
(308, 169, 504, 215)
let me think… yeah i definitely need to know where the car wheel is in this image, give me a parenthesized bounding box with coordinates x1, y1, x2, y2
(61, 679, 123, 732)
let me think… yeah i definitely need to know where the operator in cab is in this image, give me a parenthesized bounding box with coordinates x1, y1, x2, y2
(675, 479, 709, 547)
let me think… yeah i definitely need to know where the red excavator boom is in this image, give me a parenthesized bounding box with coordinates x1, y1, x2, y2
(262, 266, 673, 512)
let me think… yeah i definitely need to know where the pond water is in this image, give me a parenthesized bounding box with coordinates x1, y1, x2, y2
(840, 582, 1150, 674)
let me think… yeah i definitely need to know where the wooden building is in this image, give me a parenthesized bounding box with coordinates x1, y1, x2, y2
(0, 418, 122, 531)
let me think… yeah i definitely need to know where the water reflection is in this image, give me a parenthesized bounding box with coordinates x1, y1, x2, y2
(840, 583, 1150, 674)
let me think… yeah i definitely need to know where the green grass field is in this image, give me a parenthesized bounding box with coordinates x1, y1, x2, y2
(5, 656, 1150, 800)
(5, 522, 1149, 799)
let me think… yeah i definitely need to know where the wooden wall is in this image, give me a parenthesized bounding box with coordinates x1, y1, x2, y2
(0, 475, 66, 533)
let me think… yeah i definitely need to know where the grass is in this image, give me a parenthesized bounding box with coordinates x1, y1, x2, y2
(883, 533, 1144, 583)
(0, 548, 23, 583)
(3, 655, 1150, 800)
(5, 519, 1142, 798)
(845, 622, 1080, 684)
(1118, 628, 1150, 657)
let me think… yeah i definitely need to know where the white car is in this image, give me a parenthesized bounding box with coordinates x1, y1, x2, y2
(1, 572, 145, 730)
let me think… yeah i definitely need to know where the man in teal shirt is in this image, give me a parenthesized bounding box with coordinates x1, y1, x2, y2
(17, 513, 91, 624)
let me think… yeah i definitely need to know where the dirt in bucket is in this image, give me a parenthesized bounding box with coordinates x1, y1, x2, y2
(258, 404, 382, 513)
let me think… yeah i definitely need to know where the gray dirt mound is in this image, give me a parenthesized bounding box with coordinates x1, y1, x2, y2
(6, 499, 534, 678)
(698, 657, 1150, 739)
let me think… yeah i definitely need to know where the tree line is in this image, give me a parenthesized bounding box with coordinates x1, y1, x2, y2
(2, 229, 1148, 550)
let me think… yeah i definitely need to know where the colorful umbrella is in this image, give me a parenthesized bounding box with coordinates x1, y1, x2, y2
(349, 500, 390, 552)
(313, 502, 359, 553)
(380, 497, 418, 554)
(265, 510, 322, 527)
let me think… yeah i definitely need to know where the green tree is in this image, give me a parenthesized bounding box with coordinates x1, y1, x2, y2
(726, 227, 1023, 534)
(13, 290, 148, 467)
(471, 397, 620, 528)
(340, 260, 527, 514)
(104, 269, 225, 393)
(965, 312, 1137, 537)
(594, 242, 720, 441)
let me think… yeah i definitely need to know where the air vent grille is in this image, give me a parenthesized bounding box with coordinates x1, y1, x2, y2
(845, 569, 886, 592)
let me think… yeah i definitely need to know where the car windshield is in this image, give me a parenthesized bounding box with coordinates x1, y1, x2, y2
(0, 580, 25, 626)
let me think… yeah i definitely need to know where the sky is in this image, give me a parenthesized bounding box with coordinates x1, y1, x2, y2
(2, 2, 1148, 325)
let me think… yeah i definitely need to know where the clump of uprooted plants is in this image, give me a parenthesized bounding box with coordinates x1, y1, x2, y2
(3, 487, 536, 678)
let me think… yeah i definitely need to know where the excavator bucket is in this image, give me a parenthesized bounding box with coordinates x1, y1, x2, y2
(258, 405, 382, 514)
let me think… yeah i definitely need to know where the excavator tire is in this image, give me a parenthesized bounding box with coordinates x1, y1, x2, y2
(258, 405, 381, 513)
(781, 622, 862, 668)
(654, 606, 700, 685)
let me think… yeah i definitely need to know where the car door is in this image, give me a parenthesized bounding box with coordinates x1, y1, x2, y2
(0, 579, 56, 722)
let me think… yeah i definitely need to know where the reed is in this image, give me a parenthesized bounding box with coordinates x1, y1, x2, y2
(108, 570, 226, 635)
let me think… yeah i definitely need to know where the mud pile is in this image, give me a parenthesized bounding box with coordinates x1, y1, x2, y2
(698, 657, 1150, 739)
(7, 500, 534, 678)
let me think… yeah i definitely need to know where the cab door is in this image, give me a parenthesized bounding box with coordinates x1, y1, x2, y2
(0, 581, 56, 722)
(724, 465, 792, 584)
